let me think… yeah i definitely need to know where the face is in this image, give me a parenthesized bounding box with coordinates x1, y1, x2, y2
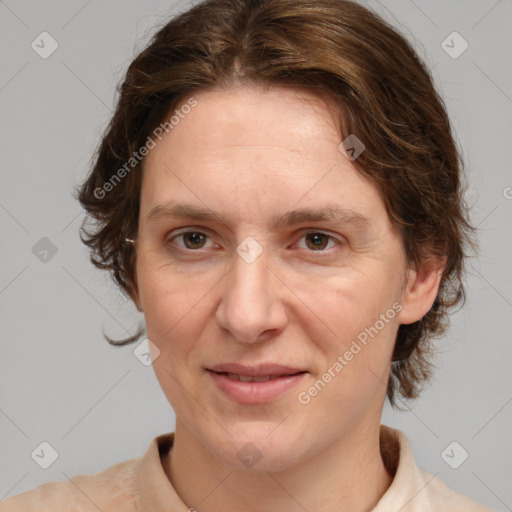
(133, 84, 424, 471)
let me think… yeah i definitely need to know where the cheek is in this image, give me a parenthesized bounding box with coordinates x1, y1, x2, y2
(136, 261, 215, 357)
(290, 266, 400, 341)
(291, 270, 400, 403)
(138, 267, 214, 410)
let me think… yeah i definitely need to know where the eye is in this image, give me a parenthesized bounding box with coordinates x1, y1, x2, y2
(166, 229, 343, 254)
(296, 231, 341, 251)
(168, 230, 214, 250)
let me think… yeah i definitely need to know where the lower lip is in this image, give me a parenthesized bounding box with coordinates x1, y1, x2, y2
(207, 370, 307, 404)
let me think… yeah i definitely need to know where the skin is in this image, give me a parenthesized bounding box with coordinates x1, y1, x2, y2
(131, 84, 443, 512)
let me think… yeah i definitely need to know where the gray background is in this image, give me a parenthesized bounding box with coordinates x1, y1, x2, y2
(0, 0, 511, 509)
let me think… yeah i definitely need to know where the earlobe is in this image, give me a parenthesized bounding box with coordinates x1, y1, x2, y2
(128, 269, 143, 312)
(128, 285, 143, 312)
(132, 288, 143, 312)
(133, 294, 144, 313)
(398, 257, 445, 325)
(134, 298, 143, 312)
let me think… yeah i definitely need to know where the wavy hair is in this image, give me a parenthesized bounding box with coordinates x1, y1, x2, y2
(77, 0, 476, 408)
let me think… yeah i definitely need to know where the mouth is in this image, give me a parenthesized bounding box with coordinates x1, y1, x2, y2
(208, 370, 307, 382)
(205, 365, 309, 404)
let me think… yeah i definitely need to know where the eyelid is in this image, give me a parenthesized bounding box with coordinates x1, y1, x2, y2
(167, 228, 218, 249)
(293, 229, 345, 251)
(166, 227, 345, 253)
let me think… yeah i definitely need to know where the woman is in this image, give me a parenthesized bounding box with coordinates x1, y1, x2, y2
(1, 0, 496, 510)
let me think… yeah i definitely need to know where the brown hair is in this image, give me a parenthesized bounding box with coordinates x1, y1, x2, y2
(77, 0, 476, 408)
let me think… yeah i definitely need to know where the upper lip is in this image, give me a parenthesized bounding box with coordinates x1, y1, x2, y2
(207, 363, 306, 377)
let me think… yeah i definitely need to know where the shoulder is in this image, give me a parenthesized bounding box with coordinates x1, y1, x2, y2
(0, 458, 138, 512)
(378, 425, 497, 512)
(417, 467, 497, 512)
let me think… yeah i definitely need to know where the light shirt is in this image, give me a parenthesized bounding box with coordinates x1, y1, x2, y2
(1, 424, 495, 511)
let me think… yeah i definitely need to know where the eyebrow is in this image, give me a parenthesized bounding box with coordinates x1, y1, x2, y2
(146, 202, 372, 228)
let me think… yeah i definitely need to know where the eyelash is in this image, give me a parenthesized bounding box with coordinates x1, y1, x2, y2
(166, 229, 344, 255)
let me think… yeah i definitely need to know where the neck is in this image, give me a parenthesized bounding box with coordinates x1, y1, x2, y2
(163, 419, 393, 512)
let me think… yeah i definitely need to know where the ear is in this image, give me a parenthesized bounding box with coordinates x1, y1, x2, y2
(398, 255, 446, 325)
(127, 267, 143, 312)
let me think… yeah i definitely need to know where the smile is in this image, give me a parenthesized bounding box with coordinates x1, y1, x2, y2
(207, 370, 308, 404)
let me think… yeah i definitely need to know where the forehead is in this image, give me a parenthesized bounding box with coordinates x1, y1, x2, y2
(139, 85, 387, 229)
(191, 85, 339, 145)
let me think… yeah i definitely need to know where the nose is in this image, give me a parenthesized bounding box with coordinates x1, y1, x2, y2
(215, 245, 288, 344)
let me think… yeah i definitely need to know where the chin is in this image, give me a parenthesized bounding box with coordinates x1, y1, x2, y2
(212, 423, 310, 473)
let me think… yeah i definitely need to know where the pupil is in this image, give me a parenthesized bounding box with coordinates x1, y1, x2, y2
(308, 233, 327, 250)
(185, 232, 204, 248)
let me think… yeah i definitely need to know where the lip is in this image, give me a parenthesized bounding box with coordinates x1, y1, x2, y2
(206, 363, 308, 404)
(207, 363, 305, 377)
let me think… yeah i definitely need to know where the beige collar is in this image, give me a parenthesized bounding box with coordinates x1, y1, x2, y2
(132, 424, 470, 512)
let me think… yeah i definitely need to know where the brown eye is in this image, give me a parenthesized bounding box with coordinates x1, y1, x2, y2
(304, 232, 331, 251)
(181, 231, 208, 249)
